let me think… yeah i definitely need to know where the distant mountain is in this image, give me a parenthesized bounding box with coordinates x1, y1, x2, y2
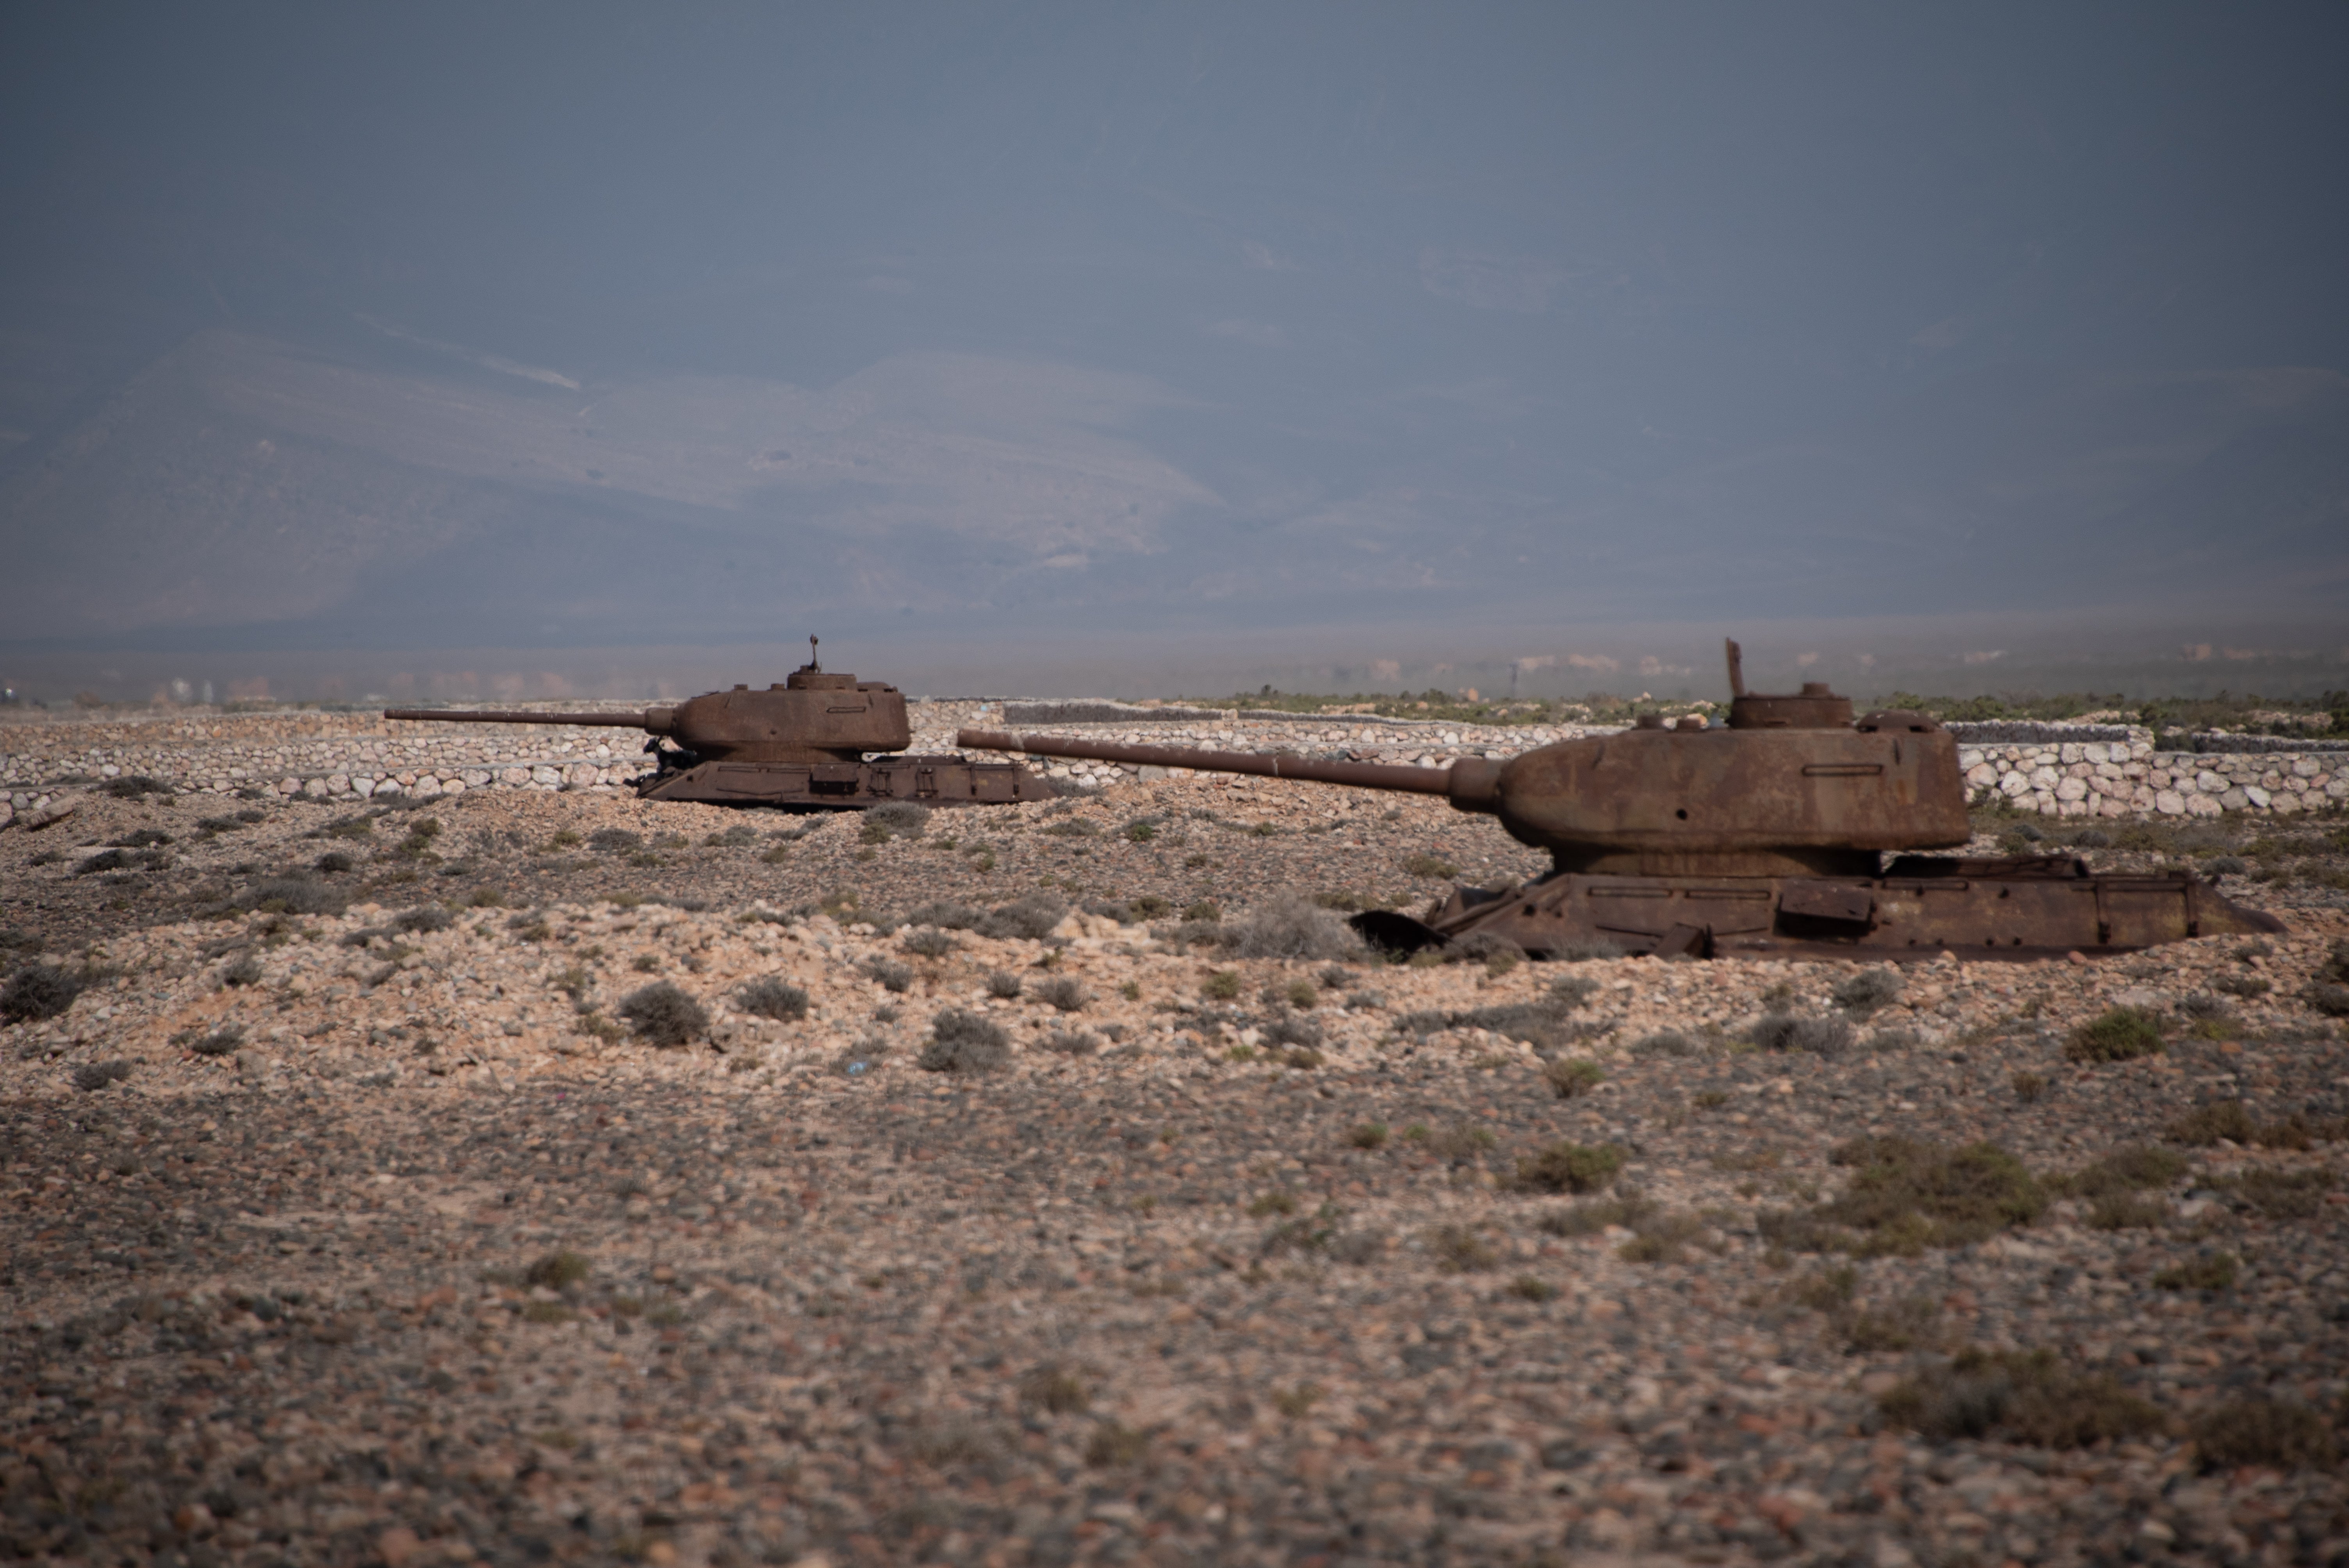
(1, 326, 2343, 652)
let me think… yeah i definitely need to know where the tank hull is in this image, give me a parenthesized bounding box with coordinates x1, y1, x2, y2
(636, 754, 1057, 808)
(1358, 856, 2285, 962)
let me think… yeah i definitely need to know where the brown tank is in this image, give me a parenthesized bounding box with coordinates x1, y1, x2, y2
(956, 640, 2284, 961)
(387, 639, 1054, 807)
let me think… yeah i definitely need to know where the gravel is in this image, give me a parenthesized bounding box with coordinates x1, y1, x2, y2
(4, 755, 2348, 1565)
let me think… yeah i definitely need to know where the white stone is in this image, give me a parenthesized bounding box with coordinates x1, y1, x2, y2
(302, 778, 329, 800)
(502, 766, 531, 786)
(1963, 762, 1996, 787)
(2155, 790, 2185, 815)
(531, 766, 561, 786)
(2055, 777, 2089, 802)
(2271, 790, 2299, 814)
(441, 778, 465, 796)
(2196, 770, 2226, 793)
(2029, 765, 2060, 789)
(2186, 792, 2222, 818)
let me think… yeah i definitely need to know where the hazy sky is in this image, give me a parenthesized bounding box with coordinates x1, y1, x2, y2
(1, 2, 2344, 687)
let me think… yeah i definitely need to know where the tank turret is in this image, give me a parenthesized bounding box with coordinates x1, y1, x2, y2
(387, 638, 1053, 807)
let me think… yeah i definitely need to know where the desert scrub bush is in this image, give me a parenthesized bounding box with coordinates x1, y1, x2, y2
(1878, 1348, 2166, 1448)
(978, 894, 1067, 941)
(1017, 1363, 1089, 1414)
(2065, 1006, 2164, 1063)
(983, 969, 1023, 1000)
(523, 1250, 592, 1290)
(1034, 975, 1089, 1013)
(861, 801, 932, 843)
(2050, 1144, 2187, 1199)
(919, 1009, 1010, 1073)
(736, 977, 809, 1022)
(314, 850, 357, 874)
(220, 954, 264, 987)
(1262, 1012, 1324, 1051)
(1615, 1210, 1713, 1264)
(1513, 1142, 1624, 1195)
(1349, 1123, 1389, 1150)
(1282, 978, 1319, 1010)
(1085, 1422, 1148, 1468)
(2085, 1194, 2170, 1230)
(2165, 1100, 2256, 1146)
(1834, 968, 1904, 1018)
(1200, 969, 1241, 1001)
(617, 982, 708, 1047)
(1402, 853, 1457, 880)
(2012, 1071, 2048, 1103)
(1536, 1191, 1656, 1238)
(1629, 1028, 1698, 1057)
(173, 1024, 243, 1057)
(395, 905, 453, 934)
(1751, 1012, 1856, 1057)
(2213, 973, 2271, 999)
(1219, 894, 1365, 961)
(866, 958, 914, 994)
(2190, 1399, 2339, 1471)
(1505, 1276, 1559, 1303)
(2223, 1167, 2335, 1220)
(1041, 1029, 1098, 1056)
(1762, 1137, 2046, 1255)
(241, 875, 346, 916)
(1426, 1224, 1500, 1272)
(71, 1059, 134, 1091)
(2154, 1252, 2239, 1291)
(1544, 1058, 1604, 1099)
(1, 964, 86, 1023)
(902, 927, 956, 959)
(2304, 982, 2349, 1018)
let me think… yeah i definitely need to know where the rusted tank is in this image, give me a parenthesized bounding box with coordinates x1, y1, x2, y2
(387, 640, 1053, 808)
(956, 641, 2284, 960)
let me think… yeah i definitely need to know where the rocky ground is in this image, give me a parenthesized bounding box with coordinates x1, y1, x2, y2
(5, 754, 2349, 1567)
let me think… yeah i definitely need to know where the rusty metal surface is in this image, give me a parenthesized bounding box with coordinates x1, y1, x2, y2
(387, 640, 909, 767)
(1383, 860, 2284, 961)
(955, 729, 1454, 794)
(383, 641, 1052, 808)
(640, 755, 1055, 807)
(965, 634, 2286, 961)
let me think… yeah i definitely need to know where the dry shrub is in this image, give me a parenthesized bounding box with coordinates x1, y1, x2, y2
(1879, 1348, 2167, 1448)
(1017, 1363, 1089, 1414)
(919, 1010, 1010, 1073)
(2190, 1399, 2339, 1470)
(2066, 1007, 2164, 1063)
(1544, 1058, 1604, 1099)
(1034, 976, 1089, 1013)
(902, 927, 956, 959)
(2052, 1144, 2187, 1199)
(2165, 1101, 2256, 1146)
(736, 978, 808, 1021)
(979, 895, 1067, 941)
(1, 964, 85, 1022)
(985, 969, 1023, 1000)
(71, 1060, 133, 1092)
(1513, 1142, 1623, 1195)
(617, 982, 708, 1047)
(1219, 894, 1365, 961)
(1752, 1013, 1856, 1057)
(1764, 1137, 2045, 1255)
(1834, 968, 1905, 1018)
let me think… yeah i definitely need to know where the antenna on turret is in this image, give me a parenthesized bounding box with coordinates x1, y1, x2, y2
(1724, 638, 1747, 698)
(806, 635, 821, 673)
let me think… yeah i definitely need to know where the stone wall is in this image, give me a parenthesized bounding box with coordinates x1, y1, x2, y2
(1957, 732, 2346, 819)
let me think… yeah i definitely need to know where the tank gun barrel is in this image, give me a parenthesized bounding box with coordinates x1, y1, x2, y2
(955, 728, 1483, 802)
(385, 707, 667, 732)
